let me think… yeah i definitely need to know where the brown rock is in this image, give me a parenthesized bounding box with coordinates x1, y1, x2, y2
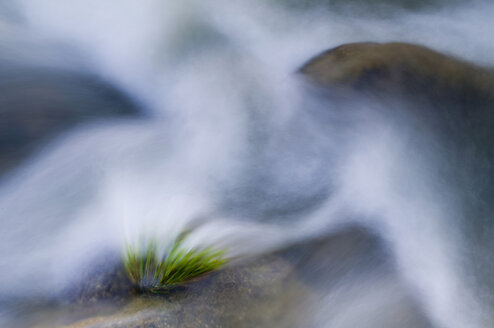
(299, 42, 494, 109)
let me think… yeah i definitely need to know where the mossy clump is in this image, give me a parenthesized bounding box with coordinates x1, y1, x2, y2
(123, 232, 227, 293)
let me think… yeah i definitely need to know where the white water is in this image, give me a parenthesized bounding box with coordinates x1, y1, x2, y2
(1, 0, 494, 327)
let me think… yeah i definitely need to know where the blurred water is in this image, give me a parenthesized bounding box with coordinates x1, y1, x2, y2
(1, 0, 494, 327)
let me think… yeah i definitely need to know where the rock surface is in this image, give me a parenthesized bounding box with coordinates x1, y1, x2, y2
(35, 256, 311, 328)
(299, 42, 494, 110)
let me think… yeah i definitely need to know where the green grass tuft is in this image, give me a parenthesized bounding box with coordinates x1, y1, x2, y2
(123, 232, 227, 292)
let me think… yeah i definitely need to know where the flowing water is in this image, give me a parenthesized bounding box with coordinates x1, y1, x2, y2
(1, 0, 494, 327)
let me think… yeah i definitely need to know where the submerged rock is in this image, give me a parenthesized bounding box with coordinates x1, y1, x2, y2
(278, 225, 434, 328)
(0, 65, 140, 176)
(276, 0, 461, 15)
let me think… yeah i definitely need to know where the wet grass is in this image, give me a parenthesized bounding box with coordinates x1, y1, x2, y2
(123, 232, 227, 293)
